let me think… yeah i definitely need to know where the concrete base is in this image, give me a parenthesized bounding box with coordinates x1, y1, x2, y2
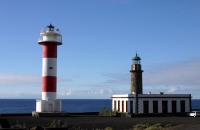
(36, 99, 62, 112)
(32, 112, 99, 117)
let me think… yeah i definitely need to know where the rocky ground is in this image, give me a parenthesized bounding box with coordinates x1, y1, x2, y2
(1, 116, 200, 130)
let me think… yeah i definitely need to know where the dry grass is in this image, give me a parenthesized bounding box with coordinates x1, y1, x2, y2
(132, 123, 173, 130)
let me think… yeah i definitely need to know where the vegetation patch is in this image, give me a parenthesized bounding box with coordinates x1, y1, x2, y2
(99, 107, 113, 116)
(133, 123, 173, 130)
(99, 107, 129, 117)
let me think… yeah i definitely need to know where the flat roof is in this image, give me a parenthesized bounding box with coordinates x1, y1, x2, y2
(112, 94, 191, 98)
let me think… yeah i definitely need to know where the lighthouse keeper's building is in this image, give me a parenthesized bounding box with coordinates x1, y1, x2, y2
(112, 54, 191, 114)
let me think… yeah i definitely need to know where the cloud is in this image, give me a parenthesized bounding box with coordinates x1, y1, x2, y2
(57, 87, 125, 99)
(89, 58, 200, 97)
(165, 86, 179, 93)
(0, 74, 40, 86)
(0, 73, 72, 87)
(101, 58, 200, 89)
(87, 88, 114, 95)
(144, 58, 200, 87)
(72, 72, 130, 97)
(0, 92, 40, 99)
(102, 73, 129, 86)
(0, 73, 73, 98)
(59, 89, 72, 96)
(2, 58, 199, 98)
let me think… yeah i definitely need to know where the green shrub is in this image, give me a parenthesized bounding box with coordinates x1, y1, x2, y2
(133, 123, 172, 130)
(99, 107, 112, 116)
(105, 126, 113, 130)
(48, 120, 67, 128)
(133, 123, 149, 130)
(111, 111, 119, 116)
(146, 123, 162, 130)
(145, 125, 162, 130)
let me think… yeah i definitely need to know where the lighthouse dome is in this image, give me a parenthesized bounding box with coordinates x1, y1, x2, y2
(132, 53, 141, 64)
(132, 53, 141, 61)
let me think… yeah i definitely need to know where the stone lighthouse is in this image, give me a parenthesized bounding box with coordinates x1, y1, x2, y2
(130, 53, 143, 94)
(36, 24, 62, 112)
(112, 53, 191, 115)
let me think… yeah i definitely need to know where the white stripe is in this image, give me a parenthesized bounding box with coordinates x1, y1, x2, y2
(42, 58, 57, 76)
(36, 99, 62, 112)
(42, 92, 56, 100)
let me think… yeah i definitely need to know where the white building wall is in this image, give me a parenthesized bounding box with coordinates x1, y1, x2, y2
(176, 99, 180, 113)
(112, 99, 115, 111)
(112, 98, 129, 113)
(112, 94, 191, 114)
(116, 99, 118, 111)
(138, 99, 143, 113)
(185, 98, 190, 112)
(138, 98, 190, 114)
(120, 100, 122, 112)
(168, 99, 172, 113)
(148, 99, 153, 113)
(158, 99, 162, 113)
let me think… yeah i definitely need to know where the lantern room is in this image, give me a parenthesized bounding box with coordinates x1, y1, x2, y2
(132, 53, 141, 64)
(38, 24, 62, 45)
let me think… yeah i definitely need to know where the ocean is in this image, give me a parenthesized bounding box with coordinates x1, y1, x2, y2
(0, 99, 199, 113)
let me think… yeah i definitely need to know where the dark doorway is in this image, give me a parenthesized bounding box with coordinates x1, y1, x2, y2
(126, 101, 128, 112)
(153, 101, 158, 113)
(172, 100, 177, 113)
(180, 100, 185, 113)
(143, 101, 149, 113)
(118, 101, 120, 112)
(162, 101, 168, 113)
(130, 101, 133, 113)
(122, 101, 124, 112)
(114, 101, 116, 111)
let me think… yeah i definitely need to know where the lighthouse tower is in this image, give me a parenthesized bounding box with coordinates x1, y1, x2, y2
(36, 24, 62, 112)
(112, 54, 191, 115)
(130, 53, 143, 94)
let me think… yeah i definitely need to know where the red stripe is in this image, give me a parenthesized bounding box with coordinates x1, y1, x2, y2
(42, 76, 56, 92)
(43, 44, 57, 58)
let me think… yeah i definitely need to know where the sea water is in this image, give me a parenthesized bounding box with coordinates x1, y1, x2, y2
(0, 99, 199, 113)
(0, 99, 111, 113)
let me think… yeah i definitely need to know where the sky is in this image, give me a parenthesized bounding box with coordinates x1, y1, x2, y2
(0, 0, 200, 99)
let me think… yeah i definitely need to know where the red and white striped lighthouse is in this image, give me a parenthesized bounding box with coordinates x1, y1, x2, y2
(36, 24, 62, 112)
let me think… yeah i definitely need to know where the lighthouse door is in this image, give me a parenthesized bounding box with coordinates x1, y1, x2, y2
(48, 103, 53, 112)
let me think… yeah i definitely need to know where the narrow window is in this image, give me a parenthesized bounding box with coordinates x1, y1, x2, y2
(118, 100, 120, 112)
(172, 100, 177, 113)
(162, 101, 168, 113)
(122, 101, 124, 112)
(114, 100, 116, 111)
(143, 101, 149, 113)
(126, 101, 128, 112)
(180, 100, 185, 113)
(153, 101, 158, 113)
(130, 101, 133, 113)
